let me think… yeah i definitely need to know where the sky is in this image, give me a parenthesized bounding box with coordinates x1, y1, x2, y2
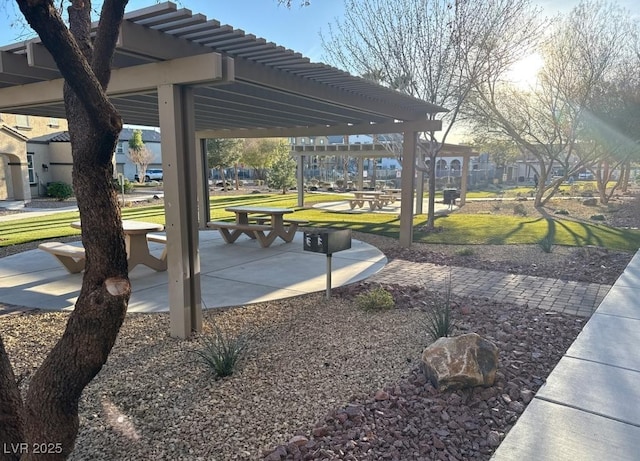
(1, 0, 638, 63)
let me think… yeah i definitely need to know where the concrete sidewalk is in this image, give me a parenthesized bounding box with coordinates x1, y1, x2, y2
(491, 249, 640, 460)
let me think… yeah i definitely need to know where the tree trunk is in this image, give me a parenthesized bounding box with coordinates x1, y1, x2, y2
(621, 160, 630, 193)
(8, 1, 131, 458)
(0, 336, 23, 461)
(219, 167, 227, 191)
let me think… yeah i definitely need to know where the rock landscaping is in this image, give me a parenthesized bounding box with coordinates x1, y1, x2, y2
(0, 192, 638, 460)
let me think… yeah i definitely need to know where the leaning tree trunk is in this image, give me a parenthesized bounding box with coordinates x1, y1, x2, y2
(9, 1, 131, 459)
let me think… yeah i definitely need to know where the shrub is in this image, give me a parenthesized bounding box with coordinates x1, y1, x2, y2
(539, 235, 554, 253)
(554, 209, 570, 215)
(113, 177, 135, 194)
(47, 181, 74, 201)
(513, 203, 527, 216)
(590, 214, 606, 221)
(455, 247, 474, 256)
(194, 324, 249, 379)
(355, 286, 395, 311)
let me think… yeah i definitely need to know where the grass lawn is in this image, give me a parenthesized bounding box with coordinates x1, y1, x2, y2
(1, 192, 639, 251)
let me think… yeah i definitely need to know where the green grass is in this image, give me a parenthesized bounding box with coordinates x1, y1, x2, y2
(2, 192, 639, 252)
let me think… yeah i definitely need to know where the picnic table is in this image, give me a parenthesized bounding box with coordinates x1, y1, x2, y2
(72, 220, 167, 272)
(207, 206, 308, 248)
(349, 191, 395, 210)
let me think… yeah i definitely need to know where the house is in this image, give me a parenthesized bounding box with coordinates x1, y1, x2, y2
(0, 114, 68, 201)
(114, 127, 162, 180)
(25, 126, 163, 198)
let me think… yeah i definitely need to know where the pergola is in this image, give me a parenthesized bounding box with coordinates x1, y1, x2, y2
(291, 142, 478, 209)
(0, 2, 445, 337)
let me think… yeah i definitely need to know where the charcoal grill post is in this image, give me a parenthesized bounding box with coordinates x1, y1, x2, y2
(303, 229, 352, 298)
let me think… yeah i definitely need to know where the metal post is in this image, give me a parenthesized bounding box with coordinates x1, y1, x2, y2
(326, 254, 332, 299)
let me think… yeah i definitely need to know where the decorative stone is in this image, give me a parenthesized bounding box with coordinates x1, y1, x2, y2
(288, 435, 308, 447)
(420, 333, 499, 390)
(582, 197, 598, 206)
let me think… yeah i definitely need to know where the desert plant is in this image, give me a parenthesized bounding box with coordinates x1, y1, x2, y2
(46, 181, 74, 200)
(355, 285, 395, 311)
(539, 235, 554, 253)
(113, 177, 135, 194)
(513, 203, 527, 216)
(195, 324, 249, 379)
(422, 275, 456, 342)
(554, 209, 569, 215)
(455, 247, 474, 256)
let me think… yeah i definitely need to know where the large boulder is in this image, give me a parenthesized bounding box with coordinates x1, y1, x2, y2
(421, 333, 499, 391)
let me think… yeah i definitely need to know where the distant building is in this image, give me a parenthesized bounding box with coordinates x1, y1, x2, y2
(25, 126, 162, 198)
(0, 114, 68, 201)
(289, 134, 470, 184)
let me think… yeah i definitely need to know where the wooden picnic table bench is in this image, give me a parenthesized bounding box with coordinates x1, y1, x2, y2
(207, 221, 274, 247)
(349, 191, 394, 210)
(208, 206, 305, 248)
(39, 242, 86, 273)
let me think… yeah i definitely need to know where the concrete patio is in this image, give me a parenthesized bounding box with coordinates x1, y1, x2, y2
(0, 231, 386, 313)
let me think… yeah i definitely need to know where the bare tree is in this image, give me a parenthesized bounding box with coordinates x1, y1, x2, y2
(467, 0, 635, 206)
(322, 0, 543, 228)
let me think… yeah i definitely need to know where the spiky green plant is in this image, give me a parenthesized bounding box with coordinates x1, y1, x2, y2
(195, 324, 249, 379)
(422, 274, 456, 342)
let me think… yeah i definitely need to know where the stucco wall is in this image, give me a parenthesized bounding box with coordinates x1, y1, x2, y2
(0, 114, 69, 200)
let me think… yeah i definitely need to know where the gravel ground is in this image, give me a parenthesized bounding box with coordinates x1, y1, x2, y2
(1, 191, 638, 460)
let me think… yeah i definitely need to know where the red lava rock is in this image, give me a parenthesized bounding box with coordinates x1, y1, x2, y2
(374, 390, 390, 401)
(264, 280, 588, 460)
(312, 426, 329, 438)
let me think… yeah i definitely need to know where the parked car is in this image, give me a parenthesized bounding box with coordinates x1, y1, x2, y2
(135, 169, 163, 182)
(578, 172, 594, 180)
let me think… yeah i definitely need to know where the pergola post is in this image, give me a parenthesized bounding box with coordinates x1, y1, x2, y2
(415, 170, 424, 215)
(196, 137, 210, 228)
(357, 157, 364, 190)
(297, 153, 304, 207)
(158, 84, 202, 338)
(400, 131, 417, 247)
(460, 153, 470, 206)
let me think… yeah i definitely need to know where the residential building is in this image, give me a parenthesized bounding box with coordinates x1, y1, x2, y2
(0, 113, 68, 201)
(25, 126, 162, 198)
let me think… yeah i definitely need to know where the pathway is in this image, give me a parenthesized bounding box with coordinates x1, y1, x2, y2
(369, 260, 611, 317)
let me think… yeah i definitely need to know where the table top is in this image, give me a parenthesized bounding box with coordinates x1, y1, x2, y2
(352, 191, 384, 196)
(225, 206, 294, 214)
(71, 220, 164, 234)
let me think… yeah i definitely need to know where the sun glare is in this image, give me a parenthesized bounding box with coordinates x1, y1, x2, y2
(506, 53, 544, 89)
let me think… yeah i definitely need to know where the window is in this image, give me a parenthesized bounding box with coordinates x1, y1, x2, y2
(27, 153, 35, 184)
(48, 117, 59, 127)
(16, 114, 30, 129)
(319, 139, 324, 145)
(116, 142, 124, 154)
